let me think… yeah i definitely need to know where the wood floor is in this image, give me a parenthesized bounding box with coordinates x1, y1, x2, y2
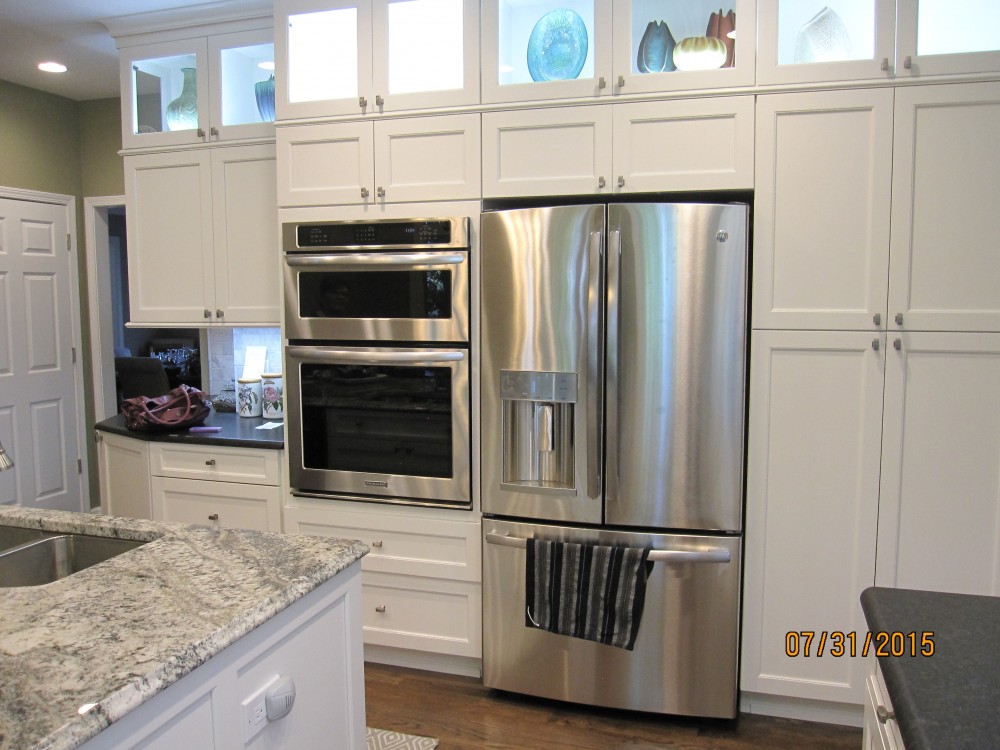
(364, 663, 862, 750)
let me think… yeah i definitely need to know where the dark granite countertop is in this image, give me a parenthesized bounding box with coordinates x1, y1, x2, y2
(861, 586, 1000, 750)
(95, 411, 283, 450)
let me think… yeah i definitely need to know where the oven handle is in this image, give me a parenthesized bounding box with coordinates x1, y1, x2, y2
(284, 252, 466, 267)
(484, 532, 731, 564)
(287, 346, 465, 365)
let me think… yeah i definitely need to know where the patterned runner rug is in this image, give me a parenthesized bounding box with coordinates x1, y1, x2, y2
(366, 727, 439, 749)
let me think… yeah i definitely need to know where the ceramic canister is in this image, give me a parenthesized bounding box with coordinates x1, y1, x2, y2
(237, 378, 263, 417)
(261, 373, 283, 419)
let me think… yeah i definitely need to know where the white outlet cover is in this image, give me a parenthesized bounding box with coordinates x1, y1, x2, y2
(241, 675, 280, 744)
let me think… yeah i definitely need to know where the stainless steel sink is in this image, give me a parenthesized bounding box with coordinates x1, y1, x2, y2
(0, 526, 54, 551)
(0, 533, 147, 587)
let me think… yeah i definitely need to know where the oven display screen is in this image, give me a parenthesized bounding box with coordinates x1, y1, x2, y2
(297, 220, 453, 248)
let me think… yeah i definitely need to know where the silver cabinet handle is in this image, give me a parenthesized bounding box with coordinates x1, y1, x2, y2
(375, 605, 386, 613)
(903, 56, 912, 70)
(587, 230, 606, 503)
(876, 705, 895, 724)
(872, 338, 880, 351)
(880, 58, 889, 72)
(372, 540, 383, 548)
(617, 175, 625, 188)
(617, 75, 625, 88)
(360, 187, 370, 198)
(197, 128, 206, 139)
(216, 308, 224, 319)
(208, 513, 219, 521)
(485, 533, 731, 563)
(204, 309, 211, 319)
(287, 346, 464, 365)
(598, 176, 605, 188)
(895, 312, 904, 325)
(205, 459, 216, 466)
(376, 186, 385, 198)
(605, 230, 620, 504)
(94, 431, 103, 443)
(359, 96, 367, 108)
(894, 338, 902, 350)
(598, 76, 606, 89)
(210, 126, 218, 138)
(873, 313, 881, 326)
(375, 94, 384, 107)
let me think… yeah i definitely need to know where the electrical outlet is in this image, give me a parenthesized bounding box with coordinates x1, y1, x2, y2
(241, 675, 279, 744)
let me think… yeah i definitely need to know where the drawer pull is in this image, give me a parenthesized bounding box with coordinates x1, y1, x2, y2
(375, 605, 386, 613)
(208, 513, 219, 521)
(372, 540, 383, 548)
(205, 459, 216, 466)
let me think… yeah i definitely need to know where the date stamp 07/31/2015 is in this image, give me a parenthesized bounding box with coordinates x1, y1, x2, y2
(784, 631, 935, 658)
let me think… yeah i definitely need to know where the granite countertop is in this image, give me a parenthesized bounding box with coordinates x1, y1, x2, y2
(861, 586, 1000, 750)
(0, 507, 368, 750)
(95, 411, 283, 450)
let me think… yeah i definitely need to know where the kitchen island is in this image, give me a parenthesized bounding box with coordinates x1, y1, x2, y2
(861, 586, 1000, 750)
(0, 507, 368, 750)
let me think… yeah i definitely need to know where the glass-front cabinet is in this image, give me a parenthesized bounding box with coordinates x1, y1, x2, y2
(897, 0, 1000, 78)
(275, 0, 479, 119)
(120, 30, 275, 149)
(481, 0, 754, 104)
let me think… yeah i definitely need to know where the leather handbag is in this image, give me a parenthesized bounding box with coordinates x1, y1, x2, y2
(121, 384, 211, 432)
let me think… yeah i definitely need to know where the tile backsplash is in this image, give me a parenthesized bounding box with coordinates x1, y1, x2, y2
(207, 327, 282, 395)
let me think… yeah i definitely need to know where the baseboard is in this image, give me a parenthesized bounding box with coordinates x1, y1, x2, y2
(739, 691, 863, 727)
(364, 644, 482, 679)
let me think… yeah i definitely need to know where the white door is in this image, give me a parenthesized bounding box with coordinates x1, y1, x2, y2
(0, 194, 85, 511)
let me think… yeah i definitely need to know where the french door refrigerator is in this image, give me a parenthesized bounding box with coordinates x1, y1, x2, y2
(480, 202, 748, 719)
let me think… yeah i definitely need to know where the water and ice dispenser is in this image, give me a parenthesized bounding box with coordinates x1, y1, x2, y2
(500, 370, 577, 492)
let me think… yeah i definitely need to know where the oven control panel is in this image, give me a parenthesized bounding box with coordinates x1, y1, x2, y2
(290, 218, 468, 251)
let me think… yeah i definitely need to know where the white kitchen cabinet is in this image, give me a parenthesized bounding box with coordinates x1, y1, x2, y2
(284, 499, 482, 667)
(741, 329, 883, 705)
(116, 24, 275, 150)
(875, 332, 1000, 595)
(863, 659, 907, 750)
(150, 443, 283, 532)
(96, 432, 152, 520)
(888, 82, 1000, 333)
(276, 114, 481, 207)
(124, 143, 279, 326)
(275, 0, 479, 120)
(753, 88, 893, 331)
(896, 0, 1000, 79)
(79, 566, 365, 750)
(482, 97, 753, 198)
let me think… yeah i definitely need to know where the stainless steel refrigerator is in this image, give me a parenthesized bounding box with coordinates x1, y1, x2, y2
(480, 202, 748, 719)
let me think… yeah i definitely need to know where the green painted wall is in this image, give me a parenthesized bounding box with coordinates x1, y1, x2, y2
(80, 97, 125, 198)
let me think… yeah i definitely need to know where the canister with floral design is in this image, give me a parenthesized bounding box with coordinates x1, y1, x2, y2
(237, 378, 262, 417)
(261, 373, 283, 419)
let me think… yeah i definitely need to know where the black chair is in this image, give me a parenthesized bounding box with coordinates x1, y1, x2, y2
(115, 357, 171, 405)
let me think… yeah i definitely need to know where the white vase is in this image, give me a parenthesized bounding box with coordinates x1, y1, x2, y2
(261, 374, 283, 419)
(237, 378, 262, 418)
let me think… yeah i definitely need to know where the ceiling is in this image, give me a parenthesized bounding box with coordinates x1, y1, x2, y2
(0, 0, 244, 101)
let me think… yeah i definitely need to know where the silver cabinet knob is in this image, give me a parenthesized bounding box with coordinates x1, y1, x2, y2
(617, 75, 625, 88)
(617, 176, 625, 188)
(598, 176, 606, 188)
(873, 313, 881, 326)
(360, 187, 370, 198)
(872, 338, 880, 351)
(903, 56, 912, 70)
(376, 186, 385, 198)
(880, 58, 889, 72)
(894, 338, 902, 350)
(375, 604, 386, 613)
(895, 312, 904, 325)
(359, 96, 367, 108)
(372, 540, 383, 548)
(197, 128, 206, 139)
(205, 459, 216, 466)
(375, 94, 384, 107)
(216, 309, 224, 319)
(204, 309, 211, 319)
(208, 513, 219, 521)
(210, 126, 218, 138)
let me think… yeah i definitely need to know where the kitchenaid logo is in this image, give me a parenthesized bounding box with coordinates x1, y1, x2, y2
(364, 480, 389, 488)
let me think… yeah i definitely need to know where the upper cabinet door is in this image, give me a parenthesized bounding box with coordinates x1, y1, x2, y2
(612, 0, 756, 94)
(756, 0, 896, 84)
(276, 0, 374, 119)
(896, 0, 1000, 78)
(207, 29, 276, 141)
(481, 0, 613, 104)
(120, 38, 210, 149)
(371, 0, 480, 111)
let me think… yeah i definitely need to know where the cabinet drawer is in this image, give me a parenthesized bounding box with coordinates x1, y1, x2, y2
(361, 572, 481, 658)
(289, 507, 480, 582)
(151, 443, 280, 485)
(151, 476, 276, 532)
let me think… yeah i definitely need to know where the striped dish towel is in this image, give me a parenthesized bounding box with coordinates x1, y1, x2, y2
(525, 539, 653, 650)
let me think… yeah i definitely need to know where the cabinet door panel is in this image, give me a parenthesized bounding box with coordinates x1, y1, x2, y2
(890, 83, 1000, 332)
(896, 1, 1000, 78)
(373, 114, 481, 202)
(754, 89, 893, 331)
(125, 152, 215, 324)
(613, 96, 754, 193)
(151, 476, 275, 531)
(877, 332, 1000, 595)
(482, 106, 613, 197)
(742, 330, 883, 703)
(211, 144, 279, 323)
(277, 122, 375, 206)
(98, 433, 152, 521)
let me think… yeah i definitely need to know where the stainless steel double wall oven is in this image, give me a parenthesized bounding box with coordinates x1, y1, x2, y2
(283, 217, 472, 508)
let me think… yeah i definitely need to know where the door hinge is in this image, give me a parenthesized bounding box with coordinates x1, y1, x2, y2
(77, 458, 83, 474)
(67, 233, 72, 252)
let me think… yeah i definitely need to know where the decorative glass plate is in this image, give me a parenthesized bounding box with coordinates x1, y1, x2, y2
(527, 9, 589, 82)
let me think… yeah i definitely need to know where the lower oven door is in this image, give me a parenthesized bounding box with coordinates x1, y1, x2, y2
(286, 345, 471, 508)
(482, 518, 741, 718)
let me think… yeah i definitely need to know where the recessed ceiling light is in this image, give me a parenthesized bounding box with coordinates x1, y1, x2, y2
(258, 61, 275, 71)
(38, 61, 68, 73)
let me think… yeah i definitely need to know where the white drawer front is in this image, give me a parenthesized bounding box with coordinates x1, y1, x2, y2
(152, 476, 276, 532)
(151, 444, 280, 485)
(361, 572, 481, 658)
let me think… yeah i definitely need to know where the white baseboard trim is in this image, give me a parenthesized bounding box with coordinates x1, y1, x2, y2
(364, 645, 482, 679)
(740, 691, 863, 727)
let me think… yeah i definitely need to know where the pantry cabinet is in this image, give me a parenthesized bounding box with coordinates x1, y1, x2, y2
(124, 143, 279, 326)
(482, 96, 753, 197)
(276, 114, 481, 206)
(274, 0, 479, 120)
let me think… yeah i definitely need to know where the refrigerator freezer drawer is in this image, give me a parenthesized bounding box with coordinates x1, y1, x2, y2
(482, 518, 741, 719)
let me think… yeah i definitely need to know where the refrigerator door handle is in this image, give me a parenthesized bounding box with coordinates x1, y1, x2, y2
(484, 532, 731, 564)
(606, 229, 622, 504)
(587, 230, 604, 502)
